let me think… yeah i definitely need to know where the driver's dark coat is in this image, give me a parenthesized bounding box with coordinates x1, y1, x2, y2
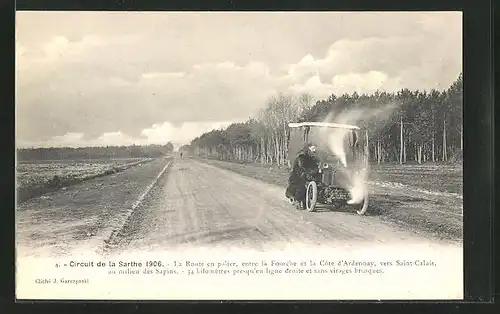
(285, 147, 321, 202)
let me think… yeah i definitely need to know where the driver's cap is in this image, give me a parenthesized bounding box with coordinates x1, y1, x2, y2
(308, 142, 317, 152)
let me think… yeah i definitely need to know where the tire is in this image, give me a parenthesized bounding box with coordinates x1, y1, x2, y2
(305, 181, 318, 212)
(355, 191, 369, 215)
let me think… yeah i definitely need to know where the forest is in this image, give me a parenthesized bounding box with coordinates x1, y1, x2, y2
(189, 73, 463, 166)
(17, 143, 174, 161)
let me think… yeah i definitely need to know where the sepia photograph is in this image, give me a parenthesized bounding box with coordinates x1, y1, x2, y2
(15, 11, 463, 300)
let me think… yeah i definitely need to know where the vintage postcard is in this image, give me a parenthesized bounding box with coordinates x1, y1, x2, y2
(15, 11, 463, 300)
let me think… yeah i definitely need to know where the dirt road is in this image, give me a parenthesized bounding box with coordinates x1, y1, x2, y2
(17, 157, 459, 257)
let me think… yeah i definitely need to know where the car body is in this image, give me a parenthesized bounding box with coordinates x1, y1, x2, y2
(287, 121, 369, 214)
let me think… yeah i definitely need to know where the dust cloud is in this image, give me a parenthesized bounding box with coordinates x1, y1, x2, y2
(318, 103, 398, 204)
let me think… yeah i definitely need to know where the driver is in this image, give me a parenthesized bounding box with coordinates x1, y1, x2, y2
(285, 142, 322, 208)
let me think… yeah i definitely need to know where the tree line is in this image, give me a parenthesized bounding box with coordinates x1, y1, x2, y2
(17, 143, 174, 161)
(189, 73, 463, 165)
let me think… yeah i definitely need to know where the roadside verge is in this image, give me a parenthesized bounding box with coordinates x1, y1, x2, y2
(101, 159, 173, 254)
(15, 157, 174, 258)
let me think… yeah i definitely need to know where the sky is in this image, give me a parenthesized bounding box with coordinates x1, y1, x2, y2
(16, 11, 462, 149)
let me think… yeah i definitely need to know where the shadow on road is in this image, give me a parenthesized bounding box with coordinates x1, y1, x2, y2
(287, 203, 383, 217)
(281, 193, 381, 216)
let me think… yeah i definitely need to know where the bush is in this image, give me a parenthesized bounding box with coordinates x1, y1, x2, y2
(449, 150, 463, 164)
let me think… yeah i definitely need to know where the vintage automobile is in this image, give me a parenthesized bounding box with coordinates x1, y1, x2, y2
(287, 121, 369, 215)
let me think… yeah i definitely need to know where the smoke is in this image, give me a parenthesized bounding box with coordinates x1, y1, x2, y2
(346, 167, 369, 204)
(319, 102, 398, 204)
(321, 126, 349, 167)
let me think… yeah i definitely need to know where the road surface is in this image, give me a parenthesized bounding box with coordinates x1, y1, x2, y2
(16, 157, 455, 258)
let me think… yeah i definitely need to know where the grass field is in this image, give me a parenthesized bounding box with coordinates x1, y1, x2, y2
(16, 158, 154, 203)
(368, 163, 463, 196)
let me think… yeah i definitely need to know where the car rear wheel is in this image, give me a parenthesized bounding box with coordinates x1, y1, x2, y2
(305, 181, 318, 212)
